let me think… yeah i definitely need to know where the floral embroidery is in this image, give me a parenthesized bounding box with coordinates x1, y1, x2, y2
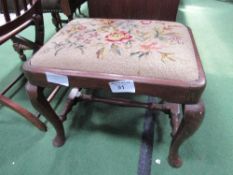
(41, 19, 186, 62)
(58, 24, 87, 38)
(124, 41, 133, 49)
(168, 36, 184, 45)
(140, 42, 162, 51)
(140, 20, 152, 25)
(101, 19, 115, 25)
(105, 31, 132, 42)
(130, 51, 150, 58)
(96, 47, 105, 59)
(110, 44, 121, 56)
(51, 40, 85, 56)
(130, 42, 163, 58)
(135, 30, 152, 41)
(159, 52, 176, 62)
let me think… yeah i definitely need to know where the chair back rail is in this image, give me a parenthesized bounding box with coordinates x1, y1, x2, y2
(1, 0, 88, 31)
(0, 0, 43, 45)
(0, 0, 34, 17)
(88, 0, 180, 21)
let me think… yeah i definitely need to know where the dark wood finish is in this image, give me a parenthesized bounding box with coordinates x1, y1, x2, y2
(51, 11, 63, 31)
(167, 103, 181, 137)
(41, 0, 87, 31)
(0, 0, 10, 21)
(0, 0, 87, 31)
(26, 83, 65, 147)
(13, 1, 21, 17)
(0, 0, 46, 131)
(88, 0, 180, 20)
(0, 93, 46, 131)
(23, 0, 206, 167)
(22, 0, 28, 11)
(55, 0, 87, 30)
(168, 101, 205, 167)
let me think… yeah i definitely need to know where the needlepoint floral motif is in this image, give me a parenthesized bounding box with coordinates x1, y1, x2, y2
(40, 18, 187, 62)
(105, 31, 132, 42)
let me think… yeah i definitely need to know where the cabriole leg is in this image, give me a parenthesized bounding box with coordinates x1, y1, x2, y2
(26, 82, 65, 147)
(168, 101, 205, 167)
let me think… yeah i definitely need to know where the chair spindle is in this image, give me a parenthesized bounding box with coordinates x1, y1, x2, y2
(0, 0, 11, 22)
(13, 0, 21, 16)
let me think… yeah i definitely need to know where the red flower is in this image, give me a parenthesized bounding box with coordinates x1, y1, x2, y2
(105, 31, 132, 42)
(140, 20, 152, 25)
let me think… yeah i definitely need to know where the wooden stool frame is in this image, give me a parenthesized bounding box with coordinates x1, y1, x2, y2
(23, 0, 206, 167)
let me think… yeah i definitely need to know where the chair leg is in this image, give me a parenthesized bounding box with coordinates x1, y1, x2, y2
(12, 41, 27, 61)
(26, 82, 65, 147)
(51, 12, 62, 31)
(168, 101, 205, 167)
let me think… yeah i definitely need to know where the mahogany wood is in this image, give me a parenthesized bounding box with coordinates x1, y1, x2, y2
(35, 86, 61, 118)
(0, 94, 46, 131)
(13, 0, 21, 16)
(167, 103, 181, 137)
(23, 0, 206, 167)
(88, 0, 180, 20)
(56, 0, 87, 28)
(0, 0, 87, 31)
(46, 0, 87, 30)
(0, 0, 46, 131)
(26, 83, 65, 147)
(168, 101, 205, 167)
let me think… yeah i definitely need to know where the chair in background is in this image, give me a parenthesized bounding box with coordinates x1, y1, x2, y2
(0, 0, 87, 31)
(23, 0, 206, 167)
(0, 0, 87, 60)
(40, 0, 87, 31)
(0, 0, 46, 131)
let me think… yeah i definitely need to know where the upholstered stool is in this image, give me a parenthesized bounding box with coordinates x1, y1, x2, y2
(23, 18, 206, 167)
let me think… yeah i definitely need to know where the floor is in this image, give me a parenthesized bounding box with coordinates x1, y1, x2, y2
(0, 0, 233, 174)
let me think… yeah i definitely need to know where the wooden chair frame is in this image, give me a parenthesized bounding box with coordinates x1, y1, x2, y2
(47, 0, 87, 31)
(0, 0, 87, 31)
(0, 0, 47, 131)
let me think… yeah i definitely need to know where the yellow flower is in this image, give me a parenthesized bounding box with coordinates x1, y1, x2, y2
(101, 19, 115, 25)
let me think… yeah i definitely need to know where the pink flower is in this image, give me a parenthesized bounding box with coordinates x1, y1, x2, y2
(140, 42, 162, 51)
(105, 31, 132, 42)
(140, 20, 152, 25)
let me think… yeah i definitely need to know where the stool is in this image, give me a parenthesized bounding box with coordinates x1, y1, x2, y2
(23, 18, 206, 167)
